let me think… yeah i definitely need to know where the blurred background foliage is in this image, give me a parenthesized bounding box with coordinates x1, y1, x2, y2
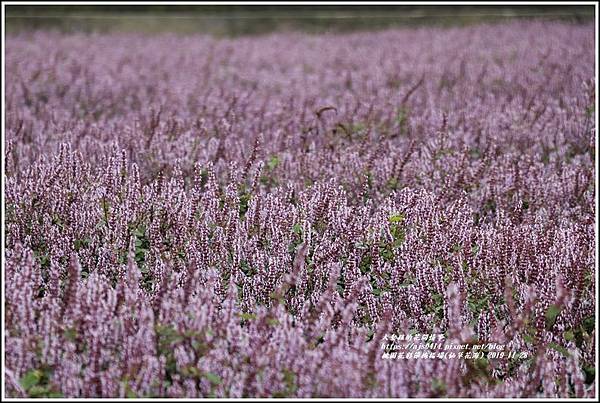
(5, 4, 595, 36)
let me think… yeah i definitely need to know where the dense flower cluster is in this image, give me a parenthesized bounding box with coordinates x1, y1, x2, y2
(4, 21, 596, 398)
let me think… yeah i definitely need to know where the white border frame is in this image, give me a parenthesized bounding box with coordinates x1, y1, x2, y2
(1, 1, 598, 401)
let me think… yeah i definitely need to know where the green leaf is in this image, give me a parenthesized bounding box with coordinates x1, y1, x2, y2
(431, 293, 443, 305)
(239, 260, 256, 277)
(582, 315, 595, 333)
(63, 327, 77, 342)
(475, 357, 490, 370)
(292, 223, 302, 235)
(238, 312, 257, 321)
(548, 342, 570, 357)
(523, 334, 534, 344)
(391, 225, 406, 245)
(47, 391, 64, 398)
(73, 238, 90, 252)
(431, 378, 446, 394)
(467, 294, 489, 315)
(133, 225, 146, 237)
(585, 104, 595, 117)
(185, 366, 201, 377)
(389, 213, 405, 223)
(28, 385, 51, 397)
(545, 305, 561, 329)
(359, 255, 372, 274)
(267, 155, 280, 171)
(20, 370, 41, 390)
(239, 190, 252, 218)
(564, 330, 575, 341)
(583, 366, 595, 384)
(204, 372, 222, 385)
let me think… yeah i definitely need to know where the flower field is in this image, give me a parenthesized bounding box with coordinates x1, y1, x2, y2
(4, 21, 596, 398)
